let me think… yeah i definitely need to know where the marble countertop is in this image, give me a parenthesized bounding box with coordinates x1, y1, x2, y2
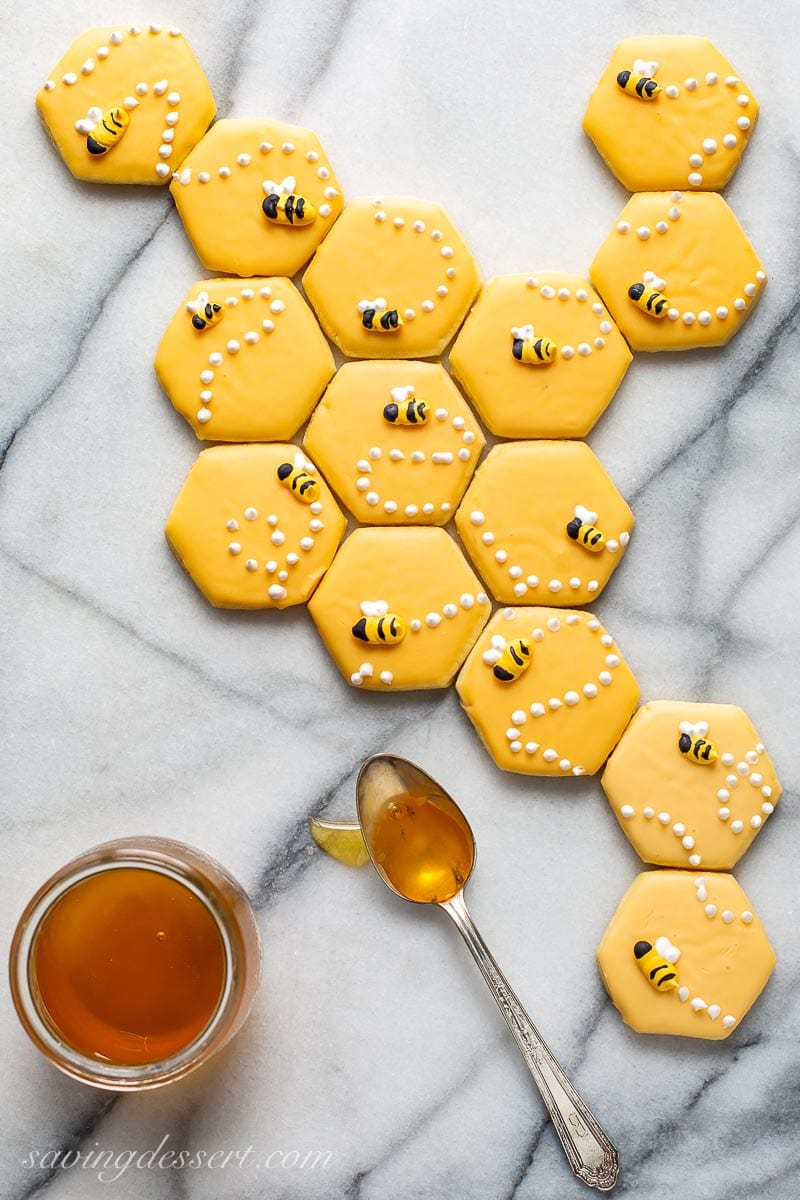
(2, 1, 799, 1197)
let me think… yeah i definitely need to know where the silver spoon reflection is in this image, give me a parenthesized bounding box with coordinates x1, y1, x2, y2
(356, 753, 619, 1193)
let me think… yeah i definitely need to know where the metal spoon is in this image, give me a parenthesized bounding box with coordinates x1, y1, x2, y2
(356, 753, 619, 1193)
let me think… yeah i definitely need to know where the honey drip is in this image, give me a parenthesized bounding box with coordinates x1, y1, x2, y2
(32, 867, 226, 1065)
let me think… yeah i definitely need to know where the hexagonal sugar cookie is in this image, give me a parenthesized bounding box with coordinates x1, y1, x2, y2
(303, 362, 485, 525)
(590, 192, 766, 351)
(456, 607, 640, 776)
(165, 445, 346, 609)
(597, 870, 775, 1039)
(583, 37, 758, 193)
(155, 278, 335, 441)
(171, 119, 345, 276)
(308, 528, 491, 690)
(455, 442, 633, 607)
(602, 701, 781, 871)
(37, 25, 215, 185)
(303, 197, 481, 359)
(449, 274, 632, 439)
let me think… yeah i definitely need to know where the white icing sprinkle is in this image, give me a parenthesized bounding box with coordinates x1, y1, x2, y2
(702, 138, 718, 154)
(470, 511, 485, 526)
(737, 116, 751, 131)
(722, 1016, 736, 1029)
(636, 226, 651, 241)
(426, 613, 442, 628)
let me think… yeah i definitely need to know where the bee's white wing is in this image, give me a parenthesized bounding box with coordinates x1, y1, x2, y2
(360, 599, 389, 617)
(510, 323, 535, 341)
(574, 504, 599, 524)
(280, 175, 296, 195)
(633, 58, 658, 76)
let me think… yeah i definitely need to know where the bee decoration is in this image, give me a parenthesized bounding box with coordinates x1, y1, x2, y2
(78, 105, 130, 156)
(186, 291, 223, 332)
(359, 299, 403, 333)
(633, 937, 680, 992)
(628, 281, 670, 318)
(678, 720, 719, 765)
(482, 634, 533, 683)
(566, 505, 606, 553)
(276, 451, 321, 504)
(383, 385, 429, 425)
(261, 176, 317, 226)
(616, 58, 661, 101)
(510, 323, 557, 366)
(352, 600, 407, 645)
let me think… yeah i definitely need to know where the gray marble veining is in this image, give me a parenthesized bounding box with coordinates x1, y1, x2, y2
(2, 1, 799, 1197)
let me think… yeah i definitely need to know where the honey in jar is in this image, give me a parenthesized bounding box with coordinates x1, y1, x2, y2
(32, 866, 226, 1065)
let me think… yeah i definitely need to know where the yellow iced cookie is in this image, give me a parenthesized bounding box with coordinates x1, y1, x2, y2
(165, 445, 346, 609)
(37, 24, 215, 185)
(455, 442, 633, 606)
(597, 871, 776, 1039)
(449, 274, 632, 438)
(602, 701, 781, 871)
(590, 192, 766, 351)
(171, 119, 345, 277)
(456, 607, 640, 776)
(583, 37, 758, 192)
(308, 528, 491, 690)
(303, 197, 481, 359)
(155, 278, 334, 441)
(303, 361, 485, 525)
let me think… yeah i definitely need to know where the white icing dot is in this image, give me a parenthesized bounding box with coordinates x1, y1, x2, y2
(527, 575, 539, 588)
(262, 320, 274, 333)
(617, 221, 630, 234)
(723, 133, 738, 149)
(548, 580, 562, 593)
(737, 762, 750, 776)
(737, 94, 749, 107)
(167, 92, 180, 106)
(393, 217, 405, 228)
(689, 153, 703, 168)
(317, 166, 330, 179)
(718, 807, 730, 820)
(197, 408, 212, 423)
(404, 504, 418, 517)
(688, 172, 703, 186)
(704, 904, 716, 918)
(682, 836, 695, 850)
(227, 340, 241, 354)
(750, 814, 763, 829)
(540, 285, 556, 299)
(237, 153, 251, 166)
(268, 585, 287, 601)
(741, 912, 753, 924)
(698, 311, 712, 326)
(219, 167, 231, 178)
(744, 282, 757, 297)
(441, 246, 454, 259)
(228, 542, 241, 555)
(530, 703, 546, 717)
(583, 684, 598, 698)
(271, 531, 285, 546)
(200, 370, 214, 384)
(669, 205, 681, 221)
(561, 346, 574, 360)
(431, 230, 443, 241)
(655, 221, 668, 234)
(421, 300, 435, 313)
(282, 142, 295, 153)
(665, 84, 679, 98)
(762, 801, 774, 815)
(705, 72, 718, 85)
(730, 820, 744, 834)
(673, 822, 686, 836)
(546, 618, 560, 632)
(460, 594, 475, 609)
(260, 142, 273, 153)
(426, 613, 442, 628)
(682, 312, 696, 326)
(722, 1016, 736, 1029)
(721, 752, 735, 767)
(495, 550, 508, 564)
(688, 855, 702, 867)
(481, 532, 495, 546)
(557, 287, 570, 300)
(749, 772, 763, 787)
(685, 77, 698, 90)
(643, 807, 654, 819)
(365, 493, 379, 507)
(270, 300, 285, 314)
(737, 116, 751, 130)
(565, 691, 579, 706)
(702, 139, 718, 154)
(374, 211, 386, 223)
(734, 298, 746, 311)
(636, 226, 651, 240)
(600, 321, 612, 334)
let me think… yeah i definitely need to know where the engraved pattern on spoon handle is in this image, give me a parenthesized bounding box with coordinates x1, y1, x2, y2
(441, 892, 619, 1192)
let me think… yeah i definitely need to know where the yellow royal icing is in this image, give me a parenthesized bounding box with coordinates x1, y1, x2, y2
(450, 274, 632, 438)
(155, 278, 335, 441)
(456, 606, 640, 776)
(602, 700, 781, 870)
(597, 870, 776, 1039)
(303, 361, 485, 525)
(590, 192, 766, 351)
(303, 197, 481, 359)
(165, 444, 346, 609)
(37, 25, 215, 185)
(584, 36, 758, 192)
(171, 119, 345, 277)
(455, 441, 634, 606)
(308, 528, 491, 690)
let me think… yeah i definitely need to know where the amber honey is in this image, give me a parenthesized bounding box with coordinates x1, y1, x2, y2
(369, 790, 474, 903)
(32, 866, 226, 1065)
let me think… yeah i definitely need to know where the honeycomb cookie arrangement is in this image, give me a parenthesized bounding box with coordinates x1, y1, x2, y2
(38, 27, 780, 1040)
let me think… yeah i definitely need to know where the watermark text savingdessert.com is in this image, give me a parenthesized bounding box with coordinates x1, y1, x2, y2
(22, 1136, 333, 1184)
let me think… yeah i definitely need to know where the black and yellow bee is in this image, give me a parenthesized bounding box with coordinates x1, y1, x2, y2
(678, 721, 719, 765)
(190, 295, 223, 332)
(362, 307, 403, 333)
(566, 506, 606, 553)
(383, 392, 429, 425)
(86, 106, 130, 156)
(262, 192, 317, 226)
(352, 614, 407, 645)
(628, 282, 669, 318)
(633, 941, 679, 991)
(276, 459, 320, 504)
(511, 324, 557, 365)
(616, 69, 661, 100)
(493, 638, 532, 683)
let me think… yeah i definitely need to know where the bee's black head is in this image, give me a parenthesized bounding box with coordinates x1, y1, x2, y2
(276, 462, 293, 481)
(633, 941, 652, 959)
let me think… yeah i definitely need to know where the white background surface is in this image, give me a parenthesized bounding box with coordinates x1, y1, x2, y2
(2, 2, 798, 1197)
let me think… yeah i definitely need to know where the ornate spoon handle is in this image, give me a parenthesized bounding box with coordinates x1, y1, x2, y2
(441, 890, 619, 1192)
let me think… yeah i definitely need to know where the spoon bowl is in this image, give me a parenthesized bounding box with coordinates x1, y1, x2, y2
(356, 753, 619, 1193)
